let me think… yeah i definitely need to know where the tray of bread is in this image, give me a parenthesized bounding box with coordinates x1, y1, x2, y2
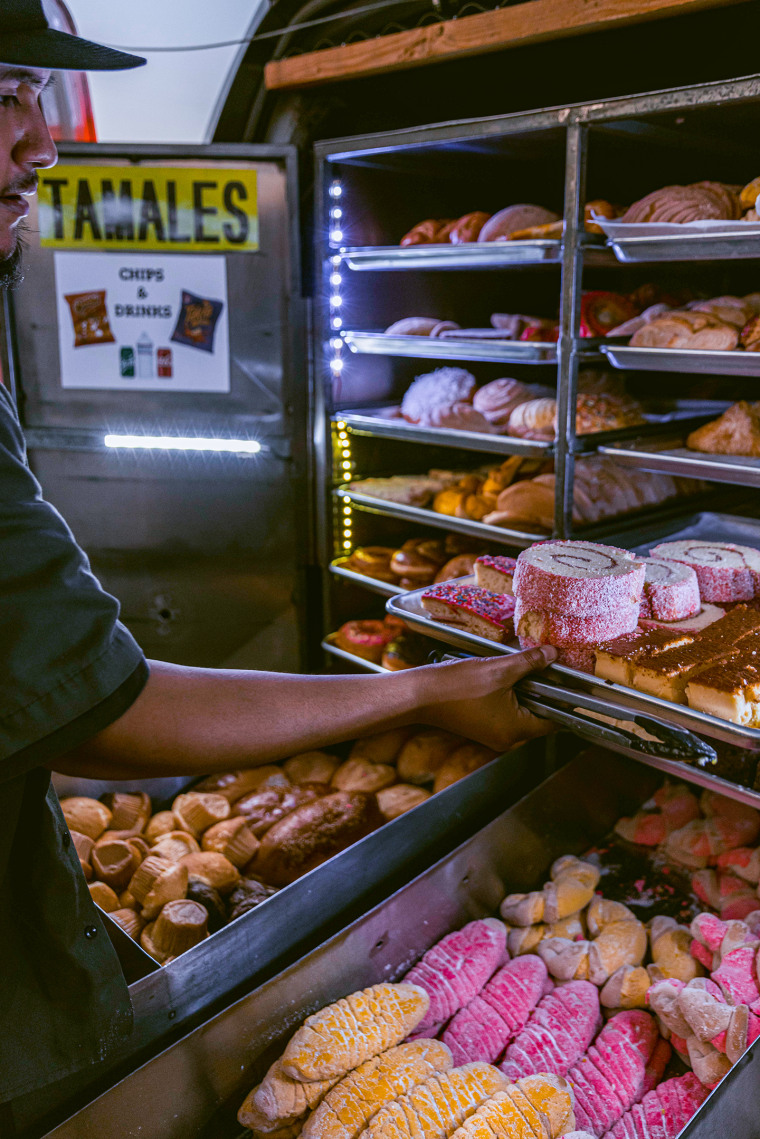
(602, 345, 760, 377)
(387, 518, 760, 752)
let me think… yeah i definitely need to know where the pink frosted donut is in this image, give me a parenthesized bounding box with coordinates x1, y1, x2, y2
(519, 634, 596, 674)
(639, 557, 700, 622)
(513, 541, 644, 616)
(649, 541, 760, 604)
(514, 598, 639, 646)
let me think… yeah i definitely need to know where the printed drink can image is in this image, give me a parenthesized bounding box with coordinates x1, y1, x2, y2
(120, 346, 135, 377)
(157, 347, 173, 378)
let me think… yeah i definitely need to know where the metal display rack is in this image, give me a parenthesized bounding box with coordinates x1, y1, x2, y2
(312, 74, 760, 791)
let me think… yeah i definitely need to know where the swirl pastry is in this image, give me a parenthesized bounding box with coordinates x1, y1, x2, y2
(649, 541, 760, 603)
(513, 541, 645, 616)
(639, 557, 700, 622)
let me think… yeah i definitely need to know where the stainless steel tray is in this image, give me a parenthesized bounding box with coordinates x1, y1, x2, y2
(322, 634, 389, 671)
(41, 750, 674, 1139)
(602, 344, 760, 377)
(607, 231, 760, 263)
(599, 440, 760, 489)
(342, 331, 560, 365)
(329, 558, 405, 597)
(335, 486, 541, 548)
(339, 240, 563, 270)
(333, 409, 553, 458)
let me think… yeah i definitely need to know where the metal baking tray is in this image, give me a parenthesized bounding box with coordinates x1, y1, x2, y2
(339, 240, 563, 270)
(602, 344, 760, 377)
(335, 486, 541, 548)
(322, 634, 390, 671)
(333, 409, 553, 458)
(606, 231, 760, 264)
(22, 747, 536, 1134)
(329, 557, 405, 597)
(41, 750, 738, 1139)
(342, 331, 560, 365)
(599, 439, 760, 489)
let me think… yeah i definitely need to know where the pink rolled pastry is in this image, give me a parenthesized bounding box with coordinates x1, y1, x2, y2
(514, 597, 639, 647)
(513, 541, 645, 616)
(404, 918, 507, 1029)
(500, 979, 601, 1079)
(442, 954, 547, 1064)
(567, 1010, 660, 1135)
(649, 541, 760, 603)
(639, 557, 700, 622)
(607, 1073, 709, 1139)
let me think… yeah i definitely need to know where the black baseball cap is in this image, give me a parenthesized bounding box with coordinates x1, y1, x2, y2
(0, 0, 146, 71)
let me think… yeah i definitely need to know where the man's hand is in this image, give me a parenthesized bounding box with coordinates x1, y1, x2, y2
(417, 646, 558, 753)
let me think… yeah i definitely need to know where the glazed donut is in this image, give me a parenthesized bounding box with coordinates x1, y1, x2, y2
(335, 620, 395, 663)
(434, 554, 478, 583)
(346, 546, 397, 583)
(391, 539, 446, 582)
(513, 541, 644, 616)
(639, 557, 701, 622)
(649, 541, 760, 603)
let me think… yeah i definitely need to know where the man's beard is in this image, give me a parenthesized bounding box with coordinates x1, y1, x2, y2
(0, 228, 25, 290)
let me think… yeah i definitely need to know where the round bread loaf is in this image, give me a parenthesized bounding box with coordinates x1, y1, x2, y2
(478, 205, 561, 242)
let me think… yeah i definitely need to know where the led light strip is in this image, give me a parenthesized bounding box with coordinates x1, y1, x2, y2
(104, 434, 263, 454)
(334, 420, 354, 551)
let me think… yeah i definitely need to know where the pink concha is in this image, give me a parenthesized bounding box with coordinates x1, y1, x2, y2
(513, 541, 645, 616)
(500, 980, 601, 1079)
(514, 598, 639, 647)
(649, 541, 760, 603)
(404, 917, 508, 1028)
(639, 558, 701, 623)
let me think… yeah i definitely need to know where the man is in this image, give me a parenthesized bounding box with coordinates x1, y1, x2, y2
(0, 0, 556, 1105)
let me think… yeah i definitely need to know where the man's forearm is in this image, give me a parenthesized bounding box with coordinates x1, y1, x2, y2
(52, 660, 434, 780)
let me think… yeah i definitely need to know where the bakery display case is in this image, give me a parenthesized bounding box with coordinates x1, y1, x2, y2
(38, 748, 760, 1139)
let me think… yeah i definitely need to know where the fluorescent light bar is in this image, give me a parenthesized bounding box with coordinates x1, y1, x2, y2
(104, 434, 262, 454)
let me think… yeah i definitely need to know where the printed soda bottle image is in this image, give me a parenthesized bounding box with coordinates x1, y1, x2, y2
(137, 331, 154, 379)
(157, 347, 173, 378)
(120, 346, 135, 378)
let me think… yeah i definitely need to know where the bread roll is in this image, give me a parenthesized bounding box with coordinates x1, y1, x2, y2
(448, 211, 491, 243)
(88, 881, 120, 912)
(281, 982, 431, 1081)
(61, 797, 112, 841)
(433, 744, 496, 793)
(249, 1060, 338, 1127)
(331, 758, 397, 793)
(233, 784, 324, 837)
(361, 1063, 509, 1139)
(145, 811, 176, 844)
(252, 792, 382, 887)
(283, 751, 340, 785)
(478, 205, 560, 242)
(194, 767, 290, 802)
(377, 784, 431, 821)
(179, 851, 240, 895)
(349, 727, 414, 765)
(396, 729, 462, 784)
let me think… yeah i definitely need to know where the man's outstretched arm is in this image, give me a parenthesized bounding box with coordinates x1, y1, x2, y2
(51, 648, 557, 780)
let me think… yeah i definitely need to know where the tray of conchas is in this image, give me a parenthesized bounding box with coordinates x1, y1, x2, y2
(42, 747, 760, 1139)
(387, 513, 760, 760)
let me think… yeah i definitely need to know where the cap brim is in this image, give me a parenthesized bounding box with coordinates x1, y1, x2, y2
(0, 29, 145, 71)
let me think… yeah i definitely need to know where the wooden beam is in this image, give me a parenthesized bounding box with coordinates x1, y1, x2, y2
(265, 0, 742, 91)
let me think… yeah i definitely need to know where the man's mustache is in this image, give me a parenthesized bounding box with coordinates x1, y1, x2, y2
(0, 176, 38, 197)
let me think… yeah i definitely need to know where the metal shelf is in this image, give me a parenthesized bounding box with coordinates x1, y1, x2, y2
(603, 344, 760, 378)
(599, 441, 760, 489)
(342, 331, 562, 365)
(339, 240, 563, 270)
(605, 230, 760, 264)
(335, 486, 540, 547)
(329, 558, 405, 596)
(332, 410, 552, 458)
(322, 635, 389, 671)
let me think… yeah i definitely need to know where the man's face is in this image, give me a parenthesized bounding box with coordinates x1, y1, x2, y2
(0, 64, 57, 286)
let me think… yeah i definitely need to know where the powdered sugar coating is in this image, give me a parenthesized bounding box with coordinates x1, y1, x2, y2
(650, 541, 760, 603)
(422, 583, 516, 627)
(500, 980, 601, 1079)
(639, 557, 701, 622)
(405, 918, 508, 1029)
(515, 598, 639, 646)
(401, 367, 477, 425)
(514, 541, 644, 615)
(441, 955, 547, 1065)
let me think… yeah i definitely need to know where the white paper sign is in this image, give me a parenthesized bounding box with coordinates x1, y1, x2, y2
(54, 251, 230, 392)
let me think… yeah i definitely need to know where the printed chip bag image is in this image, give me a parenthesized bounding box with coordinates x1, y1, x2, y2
(64, 290, 116, 348)
(171, 290, 224, 353)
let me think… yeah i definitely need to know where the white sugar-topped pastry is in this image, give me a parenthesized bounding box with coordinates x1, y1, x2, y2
(649, 540, 760, 603)
(513, 540, 644, 616)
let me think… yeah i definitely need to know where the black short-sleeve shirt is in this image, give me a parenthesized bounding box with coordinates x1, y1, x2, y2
(0, 384, 148, 1102)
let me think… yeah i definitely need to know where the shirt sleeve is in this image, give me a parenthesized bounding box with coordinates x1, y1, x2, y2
(0, 385, 147, 775)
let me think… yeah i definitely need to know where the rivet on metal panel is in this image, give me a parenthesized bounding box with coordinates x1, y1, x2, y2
(168, 1010, 176, 1020)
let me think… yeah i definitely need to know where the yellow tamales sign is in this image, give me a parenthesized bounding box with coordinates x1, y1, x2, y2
(37, 165, 258, 252)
